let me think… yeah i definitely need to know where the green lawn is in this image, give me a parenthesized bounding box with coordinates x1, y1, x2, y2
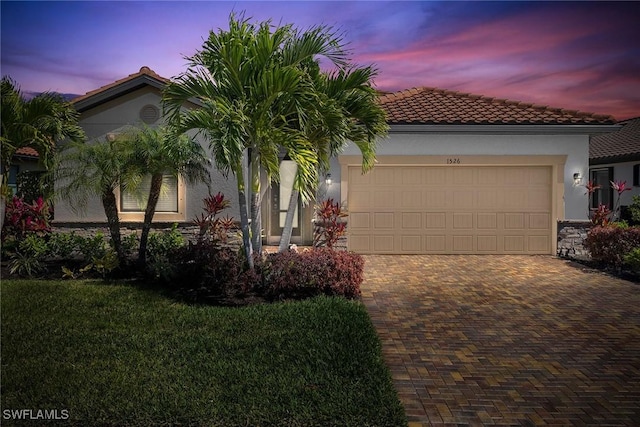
(1, 280, 406, 426)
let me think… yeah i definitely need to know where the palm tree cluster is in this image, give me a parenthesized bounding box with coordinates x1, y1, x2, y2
(3, 12, 388, 272)
(164, 13, 388, 267)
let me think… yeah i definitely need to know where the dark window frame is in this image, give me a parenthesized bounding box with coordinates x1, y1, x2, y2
(590, 167, 614, 209)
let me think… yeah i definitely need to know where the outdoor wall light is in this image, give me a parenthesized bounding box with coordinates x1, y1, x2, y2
(573, 172, 583, 186)
(325, 174, 332, 186)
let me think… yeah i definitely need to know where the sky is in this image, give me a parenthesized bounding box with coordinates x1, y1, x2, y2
(1, 1, 639, 121)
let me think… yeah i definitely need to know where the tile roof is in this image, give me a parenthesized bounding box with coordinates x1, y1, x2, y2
(71, 66, 169, 105)
(15, 147, 39, 158)
(379, 87, 616, 125)
(590, 117, 640, 163)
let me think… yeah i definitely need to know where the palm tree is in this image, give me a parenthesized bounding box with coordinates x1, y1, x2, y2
(1, 76, 85, 190)
(1, 76, 85, 229)
(122, 126, 211, 268)
(53, 137, 134, 265)
(163, 13, 349, 267)
(277, 64, 389, 252)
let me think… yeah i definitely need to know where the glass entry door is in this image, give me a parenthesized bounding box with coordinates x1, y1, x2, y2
(270, 160, 301, 237)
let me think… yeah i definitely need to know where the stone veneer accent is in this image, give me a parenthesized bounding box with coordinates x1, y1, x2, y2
(557, 220, 591, 260)
(52, 222, 243, 250)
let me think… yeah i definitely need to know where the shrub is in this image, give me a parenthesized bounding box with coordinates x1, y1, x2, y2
(7, 234, 49, 276)
(629, 195, 640, 225)
(193, 192, 236, 244)
(624, 248, 640, 274)
(262, 248, 364, 300)
(584, 225, 640, 269)
(313, 199, 347, 248)
(145, 224, 185, 281)
(2, 195, 51, 240)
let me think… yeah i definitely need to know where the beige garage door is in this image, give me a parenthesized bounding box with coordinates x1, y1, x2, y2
(347, 165, 552, 254)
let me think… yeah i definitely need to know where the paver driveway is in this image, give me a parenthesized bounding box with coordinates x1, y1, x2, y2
(361, 255, 640, 426)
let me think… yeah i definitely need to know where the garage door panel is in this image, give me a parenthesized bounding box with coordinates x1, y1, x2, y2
(424, 235, 447, 252)
(504, 236, 525, 252)
(401, 168, 422, 185)
(453, 190, 475, 209)
(528, 236, 550, 252)
(505, 213, 525, 229)
(452, 235, 474, 252)
(425, 190, 447, 208)
(374, 235, 394, 252)
(373, 191, 395, 208)
(347, 165, 552, 254)
(373, 212, 394, 229)
(425, 213, 446, 229)
(373, 168, 395, 185)
(349, 191, 370, 209)
(401, 235, 422, 252)
(529, 213, 550, 229)
(453, 213, 473, 229)
(350, 212, 371, 229)
(401, 190, 423, 208)
(477, 213, 498, 229)
(402, 212, 422, 229)
(478, 236, 498, 252)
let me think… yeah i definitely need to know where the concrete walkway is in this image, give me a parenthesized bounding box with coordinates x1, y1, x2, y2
(361, 255, 640, 426)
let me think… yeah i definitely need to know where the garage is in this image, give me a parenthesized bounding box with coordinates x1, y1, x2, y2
(346, 163, 553, 254)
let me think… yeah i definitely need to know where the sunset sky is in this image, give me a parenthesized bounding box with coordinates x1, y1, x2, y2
(1, 1, 639, 120)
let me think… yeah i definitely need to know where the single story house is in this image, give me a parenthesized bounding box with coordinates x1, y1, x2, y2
(51, 67, 619, 255)
(589, 117, 640, 216)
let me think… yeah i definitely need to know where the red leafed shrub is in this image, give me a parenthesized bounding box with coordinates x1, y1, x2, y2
(3, 195, 51, 240)
(584, 225, 640, 268)
(262, 248, 364, 300)
(313, 199, 347, 248)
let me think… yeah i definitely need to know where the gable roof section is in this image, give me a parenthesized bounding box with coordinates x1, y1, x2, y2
(379, 87, 616, 128)
(72, 66, 170, 112)
(590, 117, 640, 164)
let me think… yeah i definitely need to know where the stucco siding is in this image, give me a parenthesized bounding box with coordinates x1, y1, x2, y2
(54, 87, 240, 223)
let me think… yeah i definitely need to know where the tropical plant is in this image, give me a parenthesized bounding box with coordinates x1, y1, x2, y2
(313, 198, 348, 248)
(163, 13, 350, 267)
(118, 125, 210, 268)
(53, 136, 134, 264)
(278, 64, 388, 251)
(584, 180, 632, 225)
(0, 76, 85, 190)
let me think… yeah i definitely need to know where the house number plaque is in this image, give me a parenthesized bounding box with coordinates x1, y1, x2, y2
(446, 158, 461, 164)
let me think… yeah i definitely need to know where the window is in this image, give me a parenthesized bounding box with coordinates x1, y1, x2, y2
(590, 167, 614, 209)
(634, 164, 639, 187)
(7, 165, 19, 196)
(121, 174, 178, 212)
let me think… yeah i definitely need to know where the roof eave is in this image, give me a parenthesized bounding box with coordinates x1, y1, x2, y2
(388, 123, 621, 135)
(590, 153, 640, 165)
(73, 75, 167, 112)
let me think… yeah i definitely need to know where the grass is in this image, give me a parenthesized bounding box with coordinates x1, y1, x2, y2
(1, 280, 406, 426)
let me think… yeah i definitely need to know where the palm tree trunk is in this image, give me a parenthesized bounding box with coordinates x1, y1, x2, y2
(138, 173, 163, 269)
(278, 188, 299, 252)
(250, 151, 262, 255)
(235, 165, 254, 269)
(101, 190, 125, 265)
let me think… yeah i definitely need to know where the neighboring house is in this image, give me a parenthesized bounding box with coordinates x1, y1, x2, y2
(52, 68, 619, 255)
(7, 147, 42, 196)
(589, 117, 640, 217)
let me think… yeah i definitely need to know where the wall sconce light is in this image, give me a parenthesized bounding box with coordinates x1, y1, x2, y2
(573, 172, 582, 186)
(325, 174, 332, 186)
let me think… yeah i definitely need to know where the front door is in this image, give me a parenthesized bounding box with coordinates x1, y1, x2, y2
(270, 160, 301, 238)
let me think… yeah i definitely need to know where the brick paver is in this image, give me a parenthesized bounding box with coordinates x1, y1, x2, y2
(362, 255, 640, 426)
